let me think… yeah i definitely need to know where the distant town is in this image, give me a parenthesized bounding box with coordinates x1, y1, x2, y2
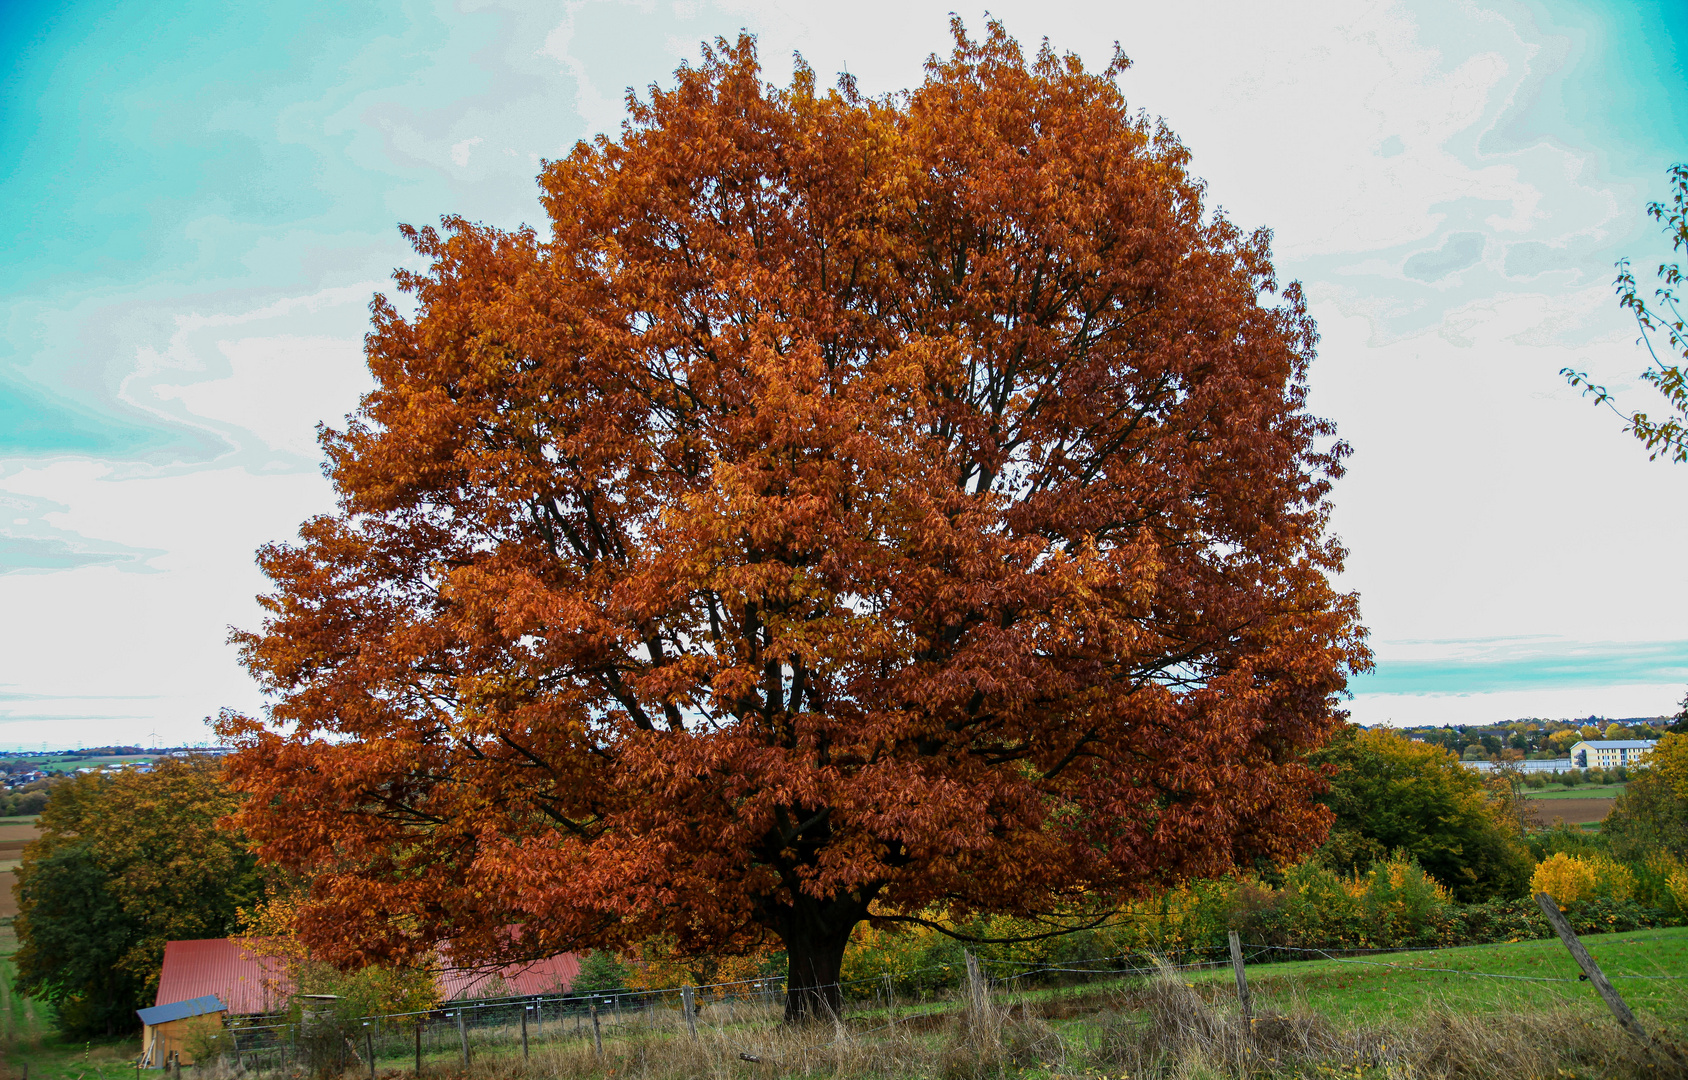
(0, 744, 233, 815)
(4, 713, 1669, 797)
(1396, 715, 1668, 773)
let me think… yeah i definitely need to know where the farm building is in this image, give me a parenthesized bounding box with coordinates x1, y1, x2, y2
(154, 938, 292, 1016)
(137, 994, 226, 1067)
(438, 949, 582, 999)
(146, 936, 583, 1041)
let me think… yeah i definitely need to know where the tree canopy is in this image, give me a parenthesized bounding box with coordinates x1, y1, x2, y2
(12, 757, 266, 1036)
(220, 22, 1368, 1021)
(1313, 727, 1532, 903)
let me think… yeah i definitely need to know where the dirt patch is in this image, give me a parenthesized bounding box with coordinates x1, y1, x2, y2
(0, 823, 40, 843)
(0, 869, 16, 918)
(1534, 798, 1613, 825)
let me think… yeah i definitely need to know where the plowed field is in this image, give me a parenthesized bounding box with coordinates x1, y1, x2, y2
(0, 821, 38, 919)
(1527, 798, 1612, 825)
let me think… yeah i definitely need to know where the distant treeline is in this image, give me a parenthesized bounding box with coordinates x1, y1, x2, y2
(1395, 713, 1681, 762)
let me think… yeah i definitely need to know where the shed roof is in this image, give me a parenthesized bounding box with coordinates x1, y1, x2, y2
(137, 994, 226, 1026)
(156, 939, 292, 1015)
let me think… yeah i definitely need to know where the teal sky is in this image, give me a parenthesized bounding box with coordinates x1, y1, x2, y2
(2, 0, 1686, 744)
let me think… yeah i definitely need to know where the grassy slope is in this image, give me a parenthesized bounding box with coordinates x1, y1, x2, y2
(1185, 927, 1687, 1025)
(0, 921, 143, 1080)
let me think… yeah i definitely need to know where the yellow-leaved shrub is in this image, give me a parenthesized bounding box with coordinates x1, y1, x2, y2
(1666, 865, 1688, 914)
(1530, 852, 1635, 904)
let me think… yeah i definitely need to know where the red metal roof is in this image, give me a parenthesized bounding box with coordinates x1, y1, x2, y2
(438, 952, 581, 1000)
(156, 939, 582, 1013)
(155, 939, 292, 1015)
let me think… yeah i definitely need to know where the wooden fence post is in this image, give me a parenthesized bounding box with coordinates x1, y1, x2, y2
(1534, 893, 1648, 1043)
(964, 952, 989, 1017)
(681, 987, 698, 1040)
(455, 1011, 470, 1066)
(414, 1022, 422, 1076)
(521, 1005, 529, 1061)
(1227, 931, 1253, 1025)
(365, 1024, 376, 1080)
(589, 1005, 603, 1056)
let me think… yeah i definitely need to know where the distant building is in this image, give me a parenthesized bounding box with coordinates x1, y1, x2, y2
(1463, 758, 1571, 773)
(145, 935, 583, 1061)
(1568, 739, 1655, 769)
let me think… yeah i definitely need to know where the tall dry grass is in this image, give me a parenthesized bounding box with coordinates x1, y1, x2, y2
(199, 963, 1687, 1080)
(1090, 958, 1686, 1079)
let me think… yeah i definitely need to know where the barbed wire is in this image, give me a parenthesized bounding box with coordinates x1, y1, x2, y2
(225, 924, 1685, 1041)
(1244, 942, 1685, 982)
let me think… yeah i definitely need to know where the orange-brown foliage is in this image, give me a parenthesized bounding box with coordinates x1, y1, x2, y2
(219, 20, 1368, 1020)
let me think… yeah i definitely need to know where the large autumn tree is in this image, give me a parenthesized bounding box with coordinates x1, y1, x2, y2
(220, 23, 1368, 1021)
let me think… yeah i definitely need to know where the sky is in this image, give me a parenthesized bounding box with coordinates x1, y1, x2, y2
(1, 0, 1686, 749)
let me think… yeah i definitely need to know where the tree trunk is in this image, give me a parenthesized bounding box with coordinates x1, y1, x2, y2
(781, 922, 853, 1023)
(776, 895, 865, 1024)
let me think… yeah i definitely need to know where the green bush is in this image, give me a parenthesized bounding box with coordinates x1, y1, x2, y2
(1524, 774, 1547, 789)
(572, 949, 632, 994)
(1628, 852, 1687, 914)
(181, 1016, 236, 1066)
(1528, 820, 1607, 862)
(831, 872, 1679, 993)
(1312, 727, 1532, 902)
(1605, 772, 1688, 862)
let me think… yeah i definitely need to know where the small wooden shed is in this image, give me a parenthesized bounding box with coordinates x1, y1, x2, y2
(138, 994, 226, 1068)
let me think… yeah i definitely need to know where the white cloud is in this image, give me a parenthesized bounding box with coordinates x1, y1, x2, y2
(1351, 684, 1681, 726)
(0, 461, 333, 746)
(451, 135, 485, 167)
(155, 335, 368, 458)
(116, 283, 378, 466)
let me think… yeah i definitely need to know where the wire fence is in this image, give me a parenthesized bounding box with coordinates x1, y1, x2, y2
(202, 930, 1682, 1075)
(221, 979, 790, 1074)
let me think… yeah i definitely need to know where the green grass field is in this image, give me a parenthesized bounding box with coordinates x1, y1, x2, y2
(1185, 927, 1687, 1025)
(1525, 783, 1626, 799)
(21, 755, 156, 775)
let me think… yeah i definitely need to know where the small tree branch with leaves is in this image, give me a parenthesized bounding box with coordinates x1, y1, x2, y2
(1565, 163, 1688, 463)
